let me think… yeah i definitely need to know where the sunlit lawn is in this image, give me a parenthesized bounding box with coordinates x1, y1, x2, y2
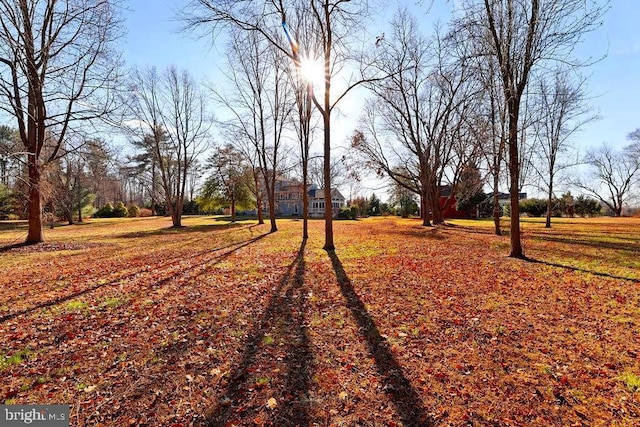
(0, 215, 638, 426)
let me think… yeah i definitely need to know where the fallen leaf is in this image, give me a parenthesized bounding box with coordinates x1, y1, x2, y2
(266, 397, 277, 410)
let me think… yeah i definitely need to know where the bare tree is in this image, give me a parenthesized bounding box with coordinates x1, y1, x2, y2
(183, 0, 382, 250)
(532, 70, 596, 228)
(483, 65, 508, 235)
(575, 143, 640, 217)
(627, 129, 640, 157)
(48, 144, 92, 224)
(0, 0, 122, 243)
(213, 30, 292, 233)
(456, 0, 608, 258)
(124, 66, 210, 227)
(353, 10, 476, 226)
(286, 8, 319, 239)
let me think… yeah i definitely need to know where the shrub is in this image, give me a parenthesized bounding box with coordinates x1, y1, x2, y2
(337, 205, 357, 220)
(112, 202, 128, 218)
(94, 203, 113, 218)
(138, 208, 153, 217)
(574, 195, 602, 217)
(519, 198, 547, 217)
(128, 204, 141, 217)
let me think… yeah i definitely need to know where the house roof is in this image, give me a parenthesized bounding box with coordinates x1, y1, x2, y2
(308, 188, 345, 200)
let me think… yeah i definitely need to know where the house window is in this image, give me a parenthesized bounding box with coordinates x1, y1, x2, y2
(294, 204, 298, 214)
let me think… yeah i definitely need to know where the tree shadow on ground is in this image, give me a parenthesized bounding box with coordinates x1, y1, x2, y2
(0, 233, 269, 323)
(524, 257, 640, 283)
(115, 222, 251, 239)
(531, 234, 640, 253)
(206, 240, 310, 427)
(0, 242, 30, 253)
(328, 251, 432, 427)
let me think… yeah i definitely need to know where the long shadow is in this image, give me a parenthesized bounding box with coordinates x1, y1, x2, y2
(328, 251, 432, 427)
(524, 256, 640, 283)
(116, 222, 249, 239)
(0, 233, 249, 307)
(0, 233, 269, 323)
(532, 235, 640, 253)
(0, 242, 29, 253)
(206, 240, 310, 427)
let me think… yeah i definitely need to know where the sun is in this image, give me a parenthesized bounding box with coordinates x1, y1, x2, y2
(298, 55, 325, 86)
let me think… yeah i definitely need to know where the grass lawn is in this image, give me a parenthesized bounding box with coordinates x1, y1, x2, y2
(0, 215, 638, 426)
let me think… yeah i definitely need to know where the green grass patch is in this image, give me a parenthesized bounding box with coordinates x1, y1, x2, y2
(66, 300, 89, 312)
(0, 348, 34, 371)
(618, 372, 640, 392)
(99, 296, 126, 309)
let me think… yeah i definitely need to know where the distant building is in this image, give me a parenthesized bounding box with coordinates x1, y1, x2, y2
(308, 186, 346, 218)
(257, 178, 346, 217)
(438, 186, 527, 219)
(497, 192, 528, 206)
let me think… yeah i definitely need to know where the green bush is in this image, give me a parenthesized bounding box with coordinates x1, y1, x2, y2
(519, 198, 547, 217)
(94, 203, 113, 218)
(574, 195, 602, 217)
(112, 202, 128, 218)
(0, 185, 16, 220)
(337, 205, 357, 220)
(128, 204, 141, 217)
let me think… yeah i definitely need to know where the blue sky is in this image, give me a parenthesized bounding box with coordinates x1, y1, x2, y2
(121, 1, 639, 195)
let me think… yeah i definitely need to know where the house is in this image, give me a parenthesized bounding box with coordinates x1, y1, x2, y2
(257, 178, 346, 217)
(438, 186, 474, 219)
(307, 185, 346, 218)
(497, 192, 527, 206)
(438, 187, 527, 219)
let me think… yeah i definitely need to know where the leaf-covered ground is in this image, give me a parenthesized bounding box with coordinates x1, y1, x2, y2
(0, 216, 639, 426)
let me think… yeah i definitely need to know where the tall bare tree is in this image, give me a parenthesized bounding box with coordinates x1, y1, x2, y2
(0, 0, 122, 243)
(214, 30, 292, 233)
(627, 129, 640, 157)
(576, 143, 640, 217)
(183, 0, 380, 250)
(353, 10, 476, 226)
(124, 66, 210, 227)
(532, 70, 595, 228)
(456, 0, 608, 257)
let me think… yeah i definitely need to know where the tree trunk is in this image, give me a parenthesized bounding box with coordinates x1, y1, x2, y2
(268, 178, 277, 233)
(174, 196, 184, 227)
(508, 105, 524, 258)
(231, 197, 236, 222)
(26, 155, 44, 244)
(420, 192, 432, 227)
(431, 185, 444, 225)
(492, 185, 502, 236)
(252, 170, 264, 225)
(151, 162, 157, 216)
(302, 169, 309, 239)
(545, 184, 553, 228)
(322, 112, 334, 251)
